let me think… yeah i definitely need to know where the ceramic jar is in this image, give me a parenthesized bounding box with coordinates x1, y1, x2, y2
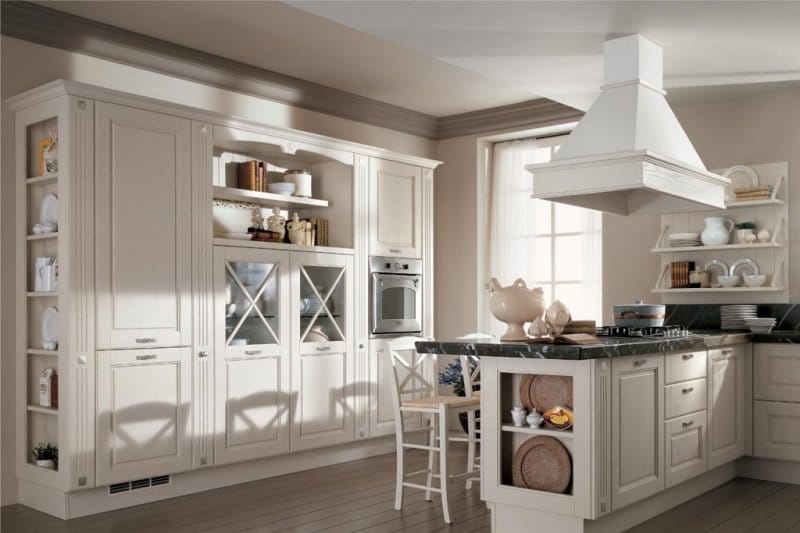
(510, 406, 527, 427)
(487, 278, 545, 341)
(701, 217, 734, 246)
(284, 169, 312, 198)
(736, 228, 755, 244)
(526, 411, 543, 428)
(287, 213, 305, 245)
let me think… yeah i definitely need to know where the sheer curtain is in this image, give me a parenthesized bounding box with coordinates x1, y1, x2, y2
(487, 138, 602, 336)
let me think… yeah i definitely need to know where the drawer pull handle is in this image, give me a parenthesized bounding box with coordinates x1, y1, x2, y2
(136, 354, 156, 361)
(390, 249, 402, 254)
(317, 346, 331, 352)
(245, 350, 262, 356)
(682, 387, 694, 394)
(633, 359, 647, 367)
(682, 420, 694, 428)
(722, 349, 732, 355)
(682, 353, 694, 360)
(136, 338, 157, 344)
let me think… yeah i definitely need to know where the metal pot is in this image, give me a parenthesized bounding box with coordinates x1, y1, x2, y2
(612, 300, 665, 328)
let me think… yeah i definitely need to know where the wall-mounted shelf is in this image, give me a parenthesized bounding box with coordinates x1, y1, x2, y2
(725, 198, 784, 208)
(213, 237, 355, 256)
(26, 349, 58, 356)
(213, 185, 329, 209)
(27, 291, 58, 298)
(651, 242, 784, 253)
(27, 405, 58, 416)
(652, 287, 785, 294)
(26, 173, 58, 185)
(501, 424, 574, 439)
(26, 233, 58, 241)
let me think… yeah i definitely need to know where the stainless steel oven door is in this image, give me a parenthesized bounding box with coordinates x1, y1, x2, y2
(371, 273, 422, 336)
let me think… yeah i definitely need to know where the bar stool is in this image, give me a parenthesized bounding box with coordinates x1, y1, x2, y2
(460, 354, 481, 489)
(387, 337, 481, 524)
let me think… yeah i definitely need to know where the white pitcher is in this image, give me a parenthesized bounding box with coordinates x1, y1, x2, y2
(700, 217, 734, 246)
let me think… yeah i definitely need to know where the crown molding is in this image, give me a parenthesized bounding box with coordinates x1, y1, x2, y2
(2, 1, 582, 141)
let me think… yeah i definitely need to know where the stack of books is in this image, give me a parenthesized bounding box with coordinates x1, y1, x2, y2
(671, 261, 696, 289)
(733, 185, 772, 202)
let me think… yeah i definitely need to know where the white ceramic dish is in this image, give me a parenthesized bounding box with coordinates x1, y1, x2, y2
(730, 258, 760, 277)
(703, 260, 729, 287)
(40, 193, 58, 227)
(747, 325, 775, 334)
(718, 275, 740, 288)
(669, 233, 700, 241)
(743, 274, 767, 287)
(722, 165, 759, 202)
(267, 182, 296, 195)
(41, 306, 58, 350)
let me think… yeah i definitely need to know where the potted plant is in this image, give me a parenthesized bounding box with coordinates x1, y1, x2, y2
(438, 359, 480, 434)
(32, 442, 58, 470)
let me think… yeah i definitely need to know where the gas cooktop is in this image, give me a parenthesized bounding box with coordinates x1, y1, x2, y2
(595, 325, 692, 338)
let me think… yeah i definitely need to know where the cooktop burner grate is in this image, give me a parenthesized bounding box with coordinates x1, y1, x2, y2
(596, 325, 690, 338)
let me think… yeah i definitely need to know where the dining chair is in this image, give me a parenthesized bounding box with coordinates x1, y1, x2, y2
(387, 336, 481, 524)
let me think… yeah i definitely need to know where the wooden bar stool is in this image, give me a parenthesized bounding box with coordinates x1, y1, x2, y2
(460, 354, 481, 489)
(387, 337, 481, 524)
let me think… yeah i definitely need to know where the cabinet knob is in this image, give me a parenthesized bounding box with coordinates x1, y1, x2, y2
(633, 359, 647, 367)
(682, 387, 694, 394)
(136, 337, 157, 344)
(359, 344, 365, 349)
(682, 353, 694, 360)
(721, 349, 732, 356)
(682, 420, 694, 428)
(199, 351, 209, 358)
(136, 354, 157, 361)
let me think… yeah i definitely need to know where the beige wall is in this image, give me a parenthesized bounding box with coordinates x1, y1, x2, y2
(0, 36, 436, 506)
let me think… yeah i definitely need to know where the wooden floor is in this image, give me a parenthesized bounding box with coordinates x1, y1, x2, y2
(1, 449, 490, 533)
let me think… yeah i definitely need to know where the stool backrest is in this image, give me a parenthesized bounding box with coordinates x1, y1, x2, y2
(386, 336, 436, 410)
(460, 355, 481, 397)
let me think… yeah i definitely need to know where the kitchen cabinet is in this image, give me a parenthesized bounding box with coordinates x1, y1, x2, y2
(708, 345, 748, 469)
(611, 354, 664, 510)
(291, 252, 355, 450)
(369, 157, 422, 258)
(368, 339, 425, 437)
(665, 410, 707, 488)
(754, 344, 800, 403)
(214, 247, 291, 464)
(754, 400, 800, 462)
(96, 348, 192, 485)
(95, 102, 192, 349)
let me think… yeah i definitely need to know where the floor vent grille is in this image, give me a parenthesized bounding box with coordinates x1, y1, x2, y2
(108, 474, 171, 495)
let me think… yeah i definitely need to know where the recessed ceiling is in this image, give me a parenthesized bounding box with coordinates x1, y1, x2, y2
(34, 0, 800, 116)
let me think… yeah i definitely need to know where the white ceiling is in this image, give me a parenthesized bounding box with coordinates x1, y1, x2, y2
(36, 1, 800, 116)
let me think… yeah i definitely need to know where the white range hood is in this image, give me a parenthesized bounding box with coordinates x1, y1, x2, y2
(528, 34, 730, 216)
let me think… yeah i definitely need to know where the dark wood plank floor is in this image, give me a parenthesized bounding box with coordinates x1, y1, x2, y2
(1, 449, 490, 533)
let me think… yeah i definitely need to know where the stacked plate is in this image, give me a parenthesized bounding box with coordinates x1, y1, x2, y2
(720, 304, 758, 330)
(668, 233, 702, 247)
(267, 182, 296, 196)
(744, 317, 777, 334)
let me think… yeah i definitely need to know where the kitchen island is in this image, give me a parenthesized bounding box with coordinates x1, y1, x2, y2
(417, 332, 765, 533)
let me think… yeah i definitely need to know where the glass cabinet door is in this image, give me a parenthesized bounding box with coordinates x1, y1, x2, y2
(297, 263, 348, 344)
(223, 257, 283, 349)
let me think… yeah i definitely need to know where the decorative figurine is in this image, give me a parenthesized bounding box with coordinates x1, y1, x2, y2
(266, 207, 286, 239)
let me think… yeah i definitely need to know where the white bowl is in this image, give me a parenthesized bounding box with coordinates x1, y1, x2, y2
(267, 182, 296, 195)
(743, 274, 767, 287)
(748, 325, 774, 334)
(718, 275, 740, 288)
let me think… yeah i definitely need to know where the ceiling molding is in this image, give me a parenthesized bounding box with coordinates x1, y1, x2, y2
(2, 1, 581, 141)
(436, 98, 583, 139)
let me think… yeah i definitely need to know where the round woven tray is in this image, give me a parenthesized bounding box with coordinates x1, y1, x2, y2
(511, 436, 571, 493)
(519, 374, 573, 413)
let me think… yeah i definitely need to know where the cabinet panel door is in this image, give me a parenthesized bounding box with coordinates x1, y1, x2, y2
(213, 247, 291, 464)
(708, 346, 747, 469)
(754, 400, 800, 461)
(612, 355, 664, 510)
(369, 158, 422, 258)
(95, 102, 192, 349)
(665, 411, 707, 488)
(754, 344, 800, 402)
(97, 348, 191, 485)
(368, 340, 423, 437)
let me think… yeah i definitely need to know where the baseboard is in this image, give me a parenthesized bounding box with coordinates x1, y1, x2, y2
(19, 435, 396, 519)
(736, 456, 800, 483)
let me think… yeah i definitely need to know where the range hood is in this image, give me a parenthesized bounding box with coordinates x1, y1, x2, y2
(528, 34, 730, 216)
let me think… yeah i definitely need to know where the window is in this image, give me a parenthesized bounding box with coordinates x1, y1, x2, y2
(487, 136, 602, 334)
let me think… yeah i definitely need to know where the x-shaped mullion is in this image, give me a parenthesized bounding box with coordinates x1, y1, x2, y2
(299, 266, 346, 342)
(398, 353, 432, 392)
(225, 262, 279, 346)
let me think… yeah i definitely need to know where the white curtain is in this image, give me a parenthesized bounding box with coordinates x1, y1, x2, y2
(487, 138, 602, 336)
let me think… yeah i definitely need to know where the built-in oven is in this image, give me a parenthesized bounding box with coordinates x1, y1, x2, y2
(370, 256, 423, 337)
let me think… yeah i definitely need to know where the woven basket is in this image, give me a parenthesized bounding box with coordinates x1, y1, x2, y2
(519, 374, 573, 413)
(511, 436, 571, 493)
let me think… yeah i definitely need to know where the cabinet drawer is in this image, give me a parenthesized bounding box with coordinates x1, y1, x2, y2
(754, 400, 800, 461)
(754, 344, 800, 402)
(665, 410, 707, 488)
(666, 351, 707, 384)
(665, 379, 707, 419)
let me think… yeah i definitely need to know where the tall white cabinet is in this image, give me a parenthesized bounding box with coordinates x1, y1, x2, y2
(10, 80, 438, 520)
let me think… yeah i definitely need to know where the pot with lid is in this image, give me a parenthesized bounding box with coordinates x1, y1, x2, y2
(612, 300, 665, 328)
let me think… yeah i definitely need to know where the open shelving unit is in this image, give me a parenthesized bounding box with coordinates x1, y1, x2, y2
(652, 161, 789, 304)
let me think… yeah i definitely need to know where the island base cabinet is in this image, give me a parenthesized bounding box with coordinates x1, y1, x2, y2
(665, 410, 707, 488)
(611, 355, 665, 510)
(754, 400, 800, 462)
(96, 348, 192, 485)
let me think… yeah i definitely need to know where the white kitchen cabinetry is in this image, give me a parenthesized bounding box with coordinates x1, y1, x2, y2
(369, 157, 422, 258)
(708, 345, 749, 469)
(754, 343, 800, 461)
(665, 410, 707, 488)
(755, 344, 800, 403)
(214, 247, 291, 464)
(368, 339, 425, 437)
(291, 252, 355, 450)
(754, 400, 800, 462)
(96, 348, 192, 485)
(95, 102, 192, 349)
(611, 355, 665, 509)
